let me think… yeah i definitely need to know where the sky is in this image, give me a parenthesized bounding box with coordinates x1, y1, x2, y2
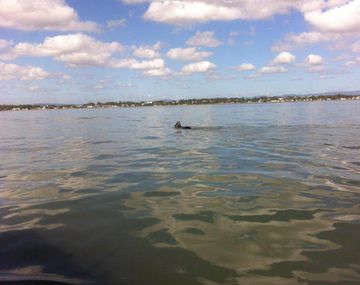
(0, 0, 360, 104)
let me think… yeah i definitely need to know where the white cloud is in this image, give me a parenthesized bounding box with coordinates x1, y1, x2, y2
(258, 66, 288, 74)
(304, 0, 360, 33)
(303, 54, 326, 73)
(272, 1, 360, 52)
(245, 52, 293, 78)
(0, 0, 98, 32)
(318, 74, 335, 80)
(0, 34, 123, 67)
(306, 65, 326, 73)
(133, 48, 160, 59)
(166, 47, 212, 61)
(107, 18, 126, 29)
(272, 31, 335, 51)
(245, 73, 261, 79)
(143, 0, 298, 25)
(0, 39, 13, 50)
(186, 31, 222, 48)
(181, 61, 216, 74)
(143, 67, 172, 77)
(94, 85, 104, 90)
(346, 56, 360, 66)
(290, 32, 334, 44)
(237, 63, 256, 71)
(112, 58, 165, 69)
(0, 62, 49, 81)
(204, 72, 234, 81)
(28, 85, 41, 91)
(306, 54, 324, 65)
(122, 0, 360, 37)
(133, 42, 162, 59)
(121, 0, 150, 4)
(273, 51, 296, 64)
(335, 54, 349, 62)
(144, 1, 239, 25)
(0, 34, 172, 75)
(227, 30, 242, 46)
(117, 82, 136, 88)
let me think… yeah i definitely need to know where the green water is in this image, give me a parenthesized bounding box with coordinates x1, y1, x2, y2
(1, 101, 360, 284)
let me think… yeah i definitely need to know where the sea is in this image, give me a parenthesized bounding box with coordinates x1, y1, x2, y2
(0, 100, 360, 285)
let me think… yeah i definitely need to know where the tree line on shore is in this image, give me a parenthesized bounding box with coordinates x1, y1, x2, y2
(1, 93, 359, 111)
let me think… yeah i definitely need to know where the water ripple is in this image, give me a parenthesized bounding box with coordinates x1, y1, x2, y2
(1, 101, 360, 285)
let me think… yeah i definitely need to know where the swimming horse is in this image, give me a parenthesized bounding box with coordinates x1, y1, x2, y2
(174, 121, 192, 129)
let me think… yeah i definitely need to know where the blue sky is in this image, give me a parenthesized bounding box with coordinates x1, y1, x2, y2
(0, 0, 359, 104)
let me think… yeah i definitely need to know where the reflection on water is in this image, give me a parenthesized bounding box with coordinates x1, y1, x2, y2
(0, 101, 360, 285)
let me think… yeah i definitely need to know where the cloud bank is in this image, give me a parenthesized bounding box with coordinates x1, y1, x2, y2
(0, 0, 98, 31)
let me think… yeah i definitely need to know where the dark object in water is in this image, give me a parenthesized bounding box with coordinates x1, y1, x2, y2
(175, 121, 192, 129)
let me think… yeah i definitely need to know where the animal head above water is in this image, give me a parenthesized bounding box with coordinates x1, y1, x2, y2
(174, 121, 182, 128)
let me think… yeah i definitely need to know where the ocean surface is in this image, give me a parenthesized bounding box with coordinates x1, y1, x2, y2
(1, 100, 360, 285)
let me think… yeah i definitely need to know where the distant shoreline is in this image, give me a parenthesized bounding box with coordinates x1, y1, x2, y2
(1, 94, 359, 112)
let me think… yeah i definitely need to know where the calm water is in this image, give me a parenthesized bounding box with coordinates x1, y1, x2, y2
(1, 101, 360, 285)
